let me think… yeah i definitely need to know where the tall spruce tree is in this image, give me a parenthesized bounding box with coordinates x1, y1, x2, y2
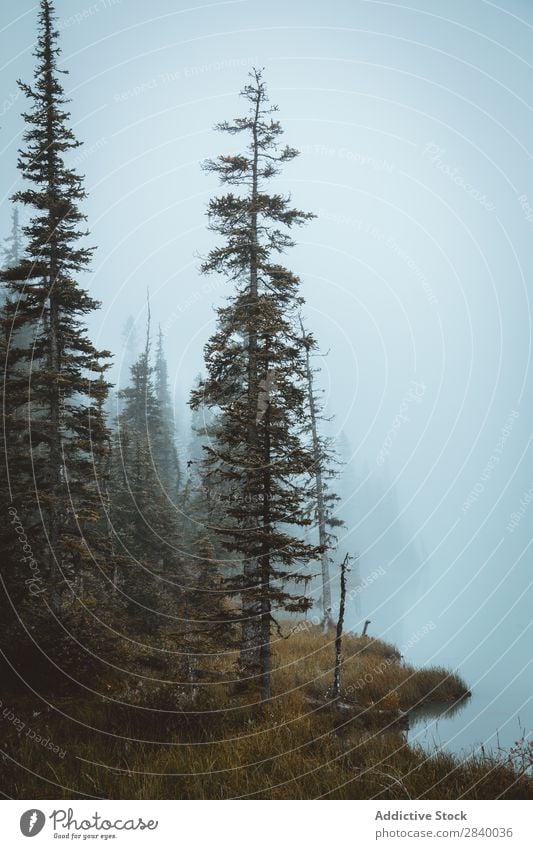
(1, 207, 22, 270)
(187, 373, 212, 473)
(299, 315, 344, 629)
(1, 207, 21, 312)
(109, 309, 182, 635)
(0, 0, 111, 620)
(121, 315, 140, 373)
(153, 325, 180, 499)
(183, 373, 219, 551)
(190, 69, 320, 701)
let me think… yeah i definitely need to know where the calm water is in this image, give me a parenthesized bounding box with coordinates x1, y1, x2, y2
(407, 687, 531, 757)
(405, 646, 532, 758)
(342, 517, 533, 757)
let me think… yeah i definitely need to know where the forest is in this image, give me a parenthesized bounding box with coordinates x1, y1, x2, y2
(0, 0, 532, 800)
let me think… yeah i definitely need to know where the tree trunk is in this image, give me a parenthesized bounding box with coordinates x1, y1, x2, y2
(260, 348, 272, 702)
(240, 79, 263, 684)
(241, 557, 262, 685)
(332, 553, 349, 699)
(299, 316, 333, 628)
(47, 291, 63, 612)
(44, 5, 63, 613)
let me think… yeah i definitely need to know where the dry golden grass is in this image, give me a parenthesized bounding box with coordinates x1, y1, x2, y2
(271, 626, 469, 711)
(0, 627, 529, 800)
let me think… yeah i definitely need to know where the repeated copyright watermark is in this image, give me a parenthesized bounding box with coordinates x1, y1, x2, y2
(462, 410, 519, 513)
(376, 381, 426, 466)
(422, 143, 496, 212)
(7, 507, 46, 598)
(58, 0, 122, 30)
(0, 699, 66, 759)
(317, 208, 439, 307)
(113, 57, 259, 103)
(344, 621, 437, 700)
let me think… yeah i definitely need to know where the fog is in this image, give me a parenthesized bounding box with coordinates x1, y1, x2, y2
(1, 0, 532, 753)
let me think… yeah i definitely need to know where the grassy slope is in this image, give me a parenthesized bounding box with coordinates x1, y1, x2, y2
(0, 628, 531, 799)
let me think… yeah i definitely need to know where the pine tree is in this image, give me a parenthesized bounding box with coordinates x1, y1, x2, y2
(187, 373, 213, 473)
(0, 0, 111, 623)
(1, 207, 22, 270)
(299, 314, 344, 629)
(153, 325, 180, 499)
(118, 314, 140, 397)
(180, 535, 237, 663)
(190, 69, 320, 701)
(183, 373, 220, 552)
(109, 310, 182, 635)
(1, 207, 37, 354)
(336, 431, 363, 624)
(121, 315, 140, 369)
(1, 207, 21, 325)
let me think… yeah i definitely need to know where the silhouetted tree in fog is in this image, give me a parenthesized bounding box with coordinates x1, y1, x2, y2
(0, 0, 111, 622)
(190, 69, 319, 701)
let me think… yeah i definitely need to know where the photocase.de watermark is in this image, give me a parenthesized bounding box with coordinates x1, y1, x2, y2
(317, 208, 438, 307)
(0, 699, 66, 759)
(506, 483, 533, 533)
(376, 381, 426, 466)
(462, 409, 519, 513)
(160, 277, 227, 334)
(300, 144, 395, 173)
(0, 91, 20, 118)
(517, 194, 533, 230)
(114, 57, 259, 103)
(344, 621, 436, 698)
(422, 143, 496, 212)
(7, 506, 45, 597)
(70, 136, 108, 169)
(292, 566, 387, 635)
(58, 0, 122, 30)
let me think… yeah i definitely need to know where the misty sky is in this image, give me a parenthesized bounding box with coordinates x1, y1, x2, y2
(1, 0, 532, 748)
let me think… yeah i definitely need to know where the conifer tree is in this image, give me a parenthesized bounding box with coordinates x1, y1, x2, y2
(1, 207, 22, 270)
(183, 373, 220, 551)
(299, 315, 344, 629)
(109, 310, 182, 634)
(1, 207, 21, 313)
(187, 373, 212, 474)
(109, 315, 141, 421)
(153, 325, 180, 499)
(180, 535, 237, 661)
(0, 0, 111, 621)
(121, 315, 140, 371)
(190, 69, 320, 701)
(117, 315, 140, 399)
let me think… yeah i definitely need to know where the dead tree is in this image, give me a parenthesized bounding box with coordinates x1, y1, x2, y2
(299, 315, 343, 629)
(332, 553, 350, 699)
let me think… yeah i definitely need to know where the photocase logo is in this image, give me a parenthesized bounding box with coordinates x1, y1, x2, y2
(20, 810, 46, 837)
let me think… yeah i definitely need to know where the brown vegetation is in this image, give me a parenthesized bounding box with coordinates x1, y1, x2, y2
(1, 627, 530, 800)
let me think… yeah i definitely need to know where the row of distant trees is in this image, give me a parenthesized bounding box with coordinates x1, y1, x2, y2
(0, 0, 352, 703)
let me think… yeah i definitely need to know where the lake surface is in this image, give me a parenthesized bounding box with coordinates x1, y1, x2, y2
(404, 643, 532, 758)
(347, 580, 533, 759)
(407, 687, 530, 758)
